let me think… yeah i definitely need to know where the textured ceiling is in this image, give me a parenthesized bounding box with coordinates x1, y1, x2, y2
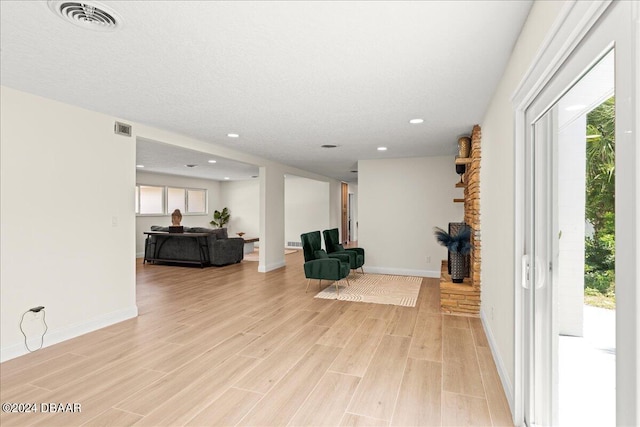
(0, 1, 533, 182)
(137, 138, 259, 181)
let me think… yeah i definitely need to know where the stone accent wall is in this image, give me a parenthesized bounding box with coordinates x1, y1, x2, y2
(440, 124, 481, 315)
(466, 125, 482, 291)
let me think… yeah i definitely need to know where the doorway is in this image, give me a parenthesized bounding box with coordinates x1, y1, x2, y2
(515, 1, 638, 425)
(556, 54, 615, 427)
(341, 182, 348, 243)
(524, 51, 616, 426)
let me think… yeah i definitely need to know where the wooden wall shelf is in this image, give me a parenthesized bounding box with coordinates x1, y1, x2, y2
(453, 198, 465, 203)
(455, 157, 472, 165)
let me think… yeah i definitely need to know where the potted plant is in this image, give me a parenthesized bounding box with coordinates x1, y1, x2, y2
(434, 225, 472, 283)
(210, 207, 230, 229)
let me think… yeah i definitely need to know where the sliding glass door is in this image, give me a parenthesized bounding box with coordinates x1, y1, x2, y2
(519, 1, 638, 425)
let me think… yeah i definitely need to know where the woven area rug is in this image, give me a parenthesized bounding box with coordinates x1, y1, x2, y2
(314, 273, 422, 307)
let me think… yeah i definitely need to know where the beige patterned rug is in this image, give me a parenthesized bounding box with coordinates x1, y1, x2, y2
(314, 273, 422, 307)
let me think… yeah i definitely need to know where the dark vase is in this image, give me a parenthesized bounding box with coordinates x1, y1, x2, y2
(455, 164, 466, 185)
(450, 251, 465, 283)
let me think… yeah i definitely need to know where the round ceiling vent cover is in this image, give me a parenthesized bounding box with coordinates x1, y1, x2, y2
(48, 1, 122, 31)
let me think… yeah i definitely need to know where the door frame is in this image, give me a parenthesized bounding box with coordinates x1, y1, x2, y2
(512, 1, 639, 425)
(341, 182, 349, 243)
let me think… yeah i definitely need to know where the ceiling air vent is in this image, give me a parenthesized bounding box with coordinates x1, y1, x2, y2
(48, 1, 123, 32)
(114, 121, 132, 137)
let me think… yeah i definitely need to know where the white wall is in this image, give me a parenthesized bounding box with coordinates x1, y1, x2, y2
(284, 175, 331, 247)
(135, 171, 222, 256)
(0, 86, 137, 361)
(259, 165, 285, 271)
(220, 176, 332, 249)
(329, 180, 342, 234)
(358, 156, 463, 277)
(480, 0, 564, 403)
(220, 179, 260, 239)
(349, 183, 359, 242)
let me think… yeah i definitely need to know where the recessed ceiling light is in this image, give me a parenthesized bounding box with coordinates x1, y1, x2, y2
(227, 133, 240, 138)
(185, 164, 197, 168)
(224, 177, 230, 180)
(377, 147, 388, 151)
(409, 118, 424, 124)
(136, 164, 144, 168)
(208, 160, 217, 163)
(565, 104, 586, 111)
(321, 144, 338, 148)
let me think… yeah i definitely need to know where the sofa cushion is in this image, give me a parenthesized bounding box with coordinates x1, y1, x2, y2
(189, 227, 228, 239)
(188, 227, 209, 234)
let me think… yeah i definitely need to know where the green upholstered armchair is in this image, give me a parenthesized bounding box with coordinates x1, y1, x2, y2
(301, 231, 350, 295)
(322, 228, 365, 274)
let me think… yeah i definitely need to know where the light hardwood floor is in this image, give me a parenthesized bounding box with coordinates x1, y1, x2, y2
(0, 251, 513, 426)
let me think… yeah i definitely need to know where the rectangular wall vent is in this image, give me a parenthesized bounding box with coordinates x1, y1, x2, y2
(114, 121, 132, 137)
(287, 241, 302, 247)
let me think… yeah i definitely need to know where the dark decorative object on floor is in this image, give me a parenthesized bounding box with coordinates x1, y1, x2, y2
(434, 224, 473, 283)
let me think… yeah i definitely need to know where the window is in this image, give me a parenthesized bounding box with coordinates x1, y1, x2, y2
(186, 189, 207, 214)
(167, 187, 186, 213)
(136, 185, 207, 215)
(137, 185, 164, 215)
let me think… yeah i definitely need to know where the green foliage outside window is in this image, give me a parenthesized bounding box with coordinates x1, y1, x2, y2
(584, 97, 615, 303)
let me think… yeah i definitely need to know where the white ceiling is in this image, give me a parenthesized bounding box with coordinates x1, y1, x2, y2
(137, 138, 259, 181)
(0, 1, 533, 182)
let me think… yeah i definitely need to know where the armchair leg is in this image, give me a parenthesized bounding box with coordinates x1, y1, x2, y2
(305, 278, 311, 293)
(318, 279, 322, 290)
(335, 280, 339, 296)
(346, 277, 350, 287)
(360, 267, 365, 274)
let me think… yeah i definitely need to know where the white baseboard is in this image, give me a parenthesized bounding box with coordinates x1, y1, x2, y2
(258, 260, 286, 273)
(136, 252, 145, 258)
(364, 266, 440, 278)
(0, 305, 138, 363)
(480, 308, 515, 417)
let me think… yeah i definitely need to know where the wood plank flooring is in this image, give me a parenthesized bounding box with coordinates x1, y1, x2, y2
(0, 252, 513, 426)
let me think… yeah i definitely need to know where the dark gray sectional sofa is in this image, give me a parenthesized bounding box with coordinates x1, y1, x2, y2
(145, 226, 244, 267)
